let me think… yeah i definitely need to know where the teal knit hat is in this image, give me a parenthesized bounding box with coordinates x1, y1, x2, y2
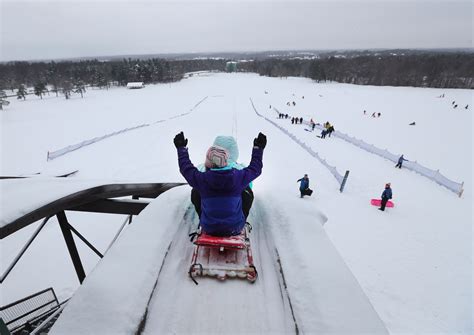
(213, 136, 239, 163)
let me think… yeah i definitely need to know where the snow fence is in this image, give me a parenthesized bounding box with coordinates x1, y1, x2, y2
(47, 123, 150, 160)
(47, 96, 208, 161)
(273, 108, 464, 197)
(250, 99, 347, 189)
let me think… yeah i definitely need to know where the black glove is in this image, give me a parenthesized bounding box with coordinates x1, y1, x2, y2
(253, 132, 267, 149)
(174, 131, 188, 149)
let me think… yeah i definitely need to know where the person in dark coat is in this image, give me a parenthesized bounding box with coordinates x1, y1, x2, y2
(291, 117, 295, 124)
(321, 129, 327, 139)
(285, 114, 288, 119)
(175, 131, 266, 236)
(379, 183, 392, 211)
(327, 125, 335, 137)
(299, 117, 303, 124)
(395, 154, 408, 168)
(312, 122, 316, 131)
(297, 174, 310, 198)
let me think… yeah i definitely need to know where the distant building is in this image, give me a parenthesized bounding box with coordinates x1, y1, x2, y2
(225, 62, 237, 72)
(126, 82, 145, 89)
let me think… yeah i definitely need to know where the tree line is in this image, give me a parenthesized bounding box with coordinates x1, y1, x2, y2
(238, 52, 474, 88)
(0, 58, 227, 101)
(0, 52, 472, 104)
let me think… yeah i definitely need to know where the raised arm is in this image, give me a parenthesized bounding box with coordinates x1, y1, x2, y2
(240, 133, 266, 186)
(174, 132, 202, 188)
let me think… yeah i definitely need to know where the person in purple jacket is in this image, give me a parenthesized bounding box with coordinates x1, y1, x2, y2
(174, 131, 266, 236)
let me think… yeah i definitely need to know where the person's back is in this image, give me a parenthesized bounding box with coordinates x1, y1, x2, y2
(175, 132, 266, 236)
(382, 185, 392, 199)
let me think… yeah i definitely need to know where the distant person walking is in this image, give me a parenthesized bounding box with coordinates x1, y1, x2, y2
(395, 154, 408, 168)
(320, 129, 327, 139)
(299, 117, 303, 124)
(379, 183, 392, 211)
(327, 125, 335, 137)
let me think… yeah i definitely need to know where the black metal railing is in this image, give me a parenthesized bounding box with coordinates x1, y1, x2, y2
(0, 288, 59, 333)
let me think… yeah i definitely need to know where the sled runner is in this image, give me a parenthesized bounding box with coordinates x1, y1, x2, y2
(370, 199, 394, 208)
(189, 224, 257, 284)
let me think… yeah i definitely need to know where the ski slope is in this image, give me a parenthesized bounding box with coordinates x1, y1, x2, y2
(1, 73, 471, 334)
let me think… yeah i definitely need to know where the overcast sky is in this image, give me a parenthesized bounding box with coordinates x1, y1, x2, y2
(1, 0, 472, 62)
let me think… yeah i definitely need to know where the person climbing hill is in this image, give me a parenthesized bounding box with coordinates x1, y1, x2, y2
(297, 174, 312, 198)
(395, 154, 408, 169)
(379, 183, 392, 211)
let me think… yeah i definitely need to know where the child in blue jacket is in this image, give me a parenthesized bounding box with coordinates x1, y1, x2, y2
(174, 131, 266, 236)
(379, 183, 393, 211)
(190, 135, 255, 220)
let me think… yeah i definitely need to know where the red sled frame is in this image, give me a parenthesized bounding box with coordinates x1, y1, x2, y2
(189, 224, 257, 284)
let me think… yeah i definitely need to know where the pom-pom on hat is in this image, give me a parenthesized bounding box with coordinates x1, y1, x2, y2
(205, 145, 229, 169)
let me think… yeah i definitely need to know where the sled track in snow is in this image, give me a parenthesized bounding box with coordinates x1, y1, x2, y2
(136, 203, 300, 334)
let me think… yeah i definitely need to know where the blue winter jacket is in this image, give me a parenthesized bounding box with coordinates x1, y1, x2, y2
(382, 188, 392, 200)
(298, 177, 309, 191)
(178, 146, 263, 236)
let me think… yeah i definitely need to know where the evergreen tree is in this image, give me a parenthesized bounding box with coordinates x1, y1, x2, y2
(17, 84, 27, 100)
(73, 80, 86, 98)
(62, 81, 73, 99)
(34, 82, 46, 99)
(0, 89, 10, 110)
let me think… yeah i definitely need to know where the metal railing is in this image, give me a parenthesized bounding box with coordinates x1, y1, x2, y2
(0, 288, 59, 333)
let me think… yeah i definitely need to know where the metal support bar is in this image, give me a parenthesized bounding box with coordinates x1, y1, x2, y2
(0, 217, 50, 283)
(68, 198, 149, 215)
(339, 170, 350, 193)
(68, 222, 103, 258)
(105, 216, 130, 253)
(57, 211, 86, 284)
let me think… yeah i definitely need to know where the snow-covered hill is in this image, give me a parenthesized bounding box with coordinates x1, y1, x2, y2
(1, 73, 471, 333)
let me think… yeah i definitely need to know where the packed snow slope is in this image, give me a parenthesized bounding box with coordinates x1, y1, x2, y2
(1, 72, 472, 334)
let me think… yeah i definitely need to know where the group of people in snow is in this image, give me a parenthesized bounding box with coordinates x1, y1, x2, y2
(320, 121, 335, 139)
(363, 110, 382, 118)
(292, 117, 304, 124)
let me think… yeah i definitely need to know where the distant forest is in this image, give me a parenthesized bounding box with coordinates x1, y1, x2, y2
(0, 52, 472, 100)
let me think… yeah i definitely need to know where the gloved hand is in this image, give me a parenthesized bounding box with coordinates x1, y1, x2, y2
(174, 131, 188, 149)
(253, 132, 267, 149)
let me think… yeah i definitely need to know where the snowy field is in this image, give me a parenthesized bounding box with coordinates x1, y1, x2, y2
(1, 72, 472, 334)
